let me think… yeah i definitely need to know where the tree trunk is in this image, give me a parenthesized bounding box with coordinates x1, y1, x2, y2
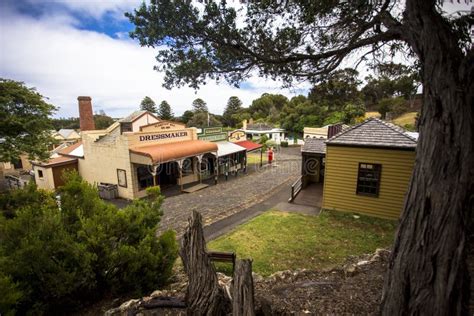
(180, 210, 231, 315)
(381, 1, 474, 314)
(232, 259, 256, 316)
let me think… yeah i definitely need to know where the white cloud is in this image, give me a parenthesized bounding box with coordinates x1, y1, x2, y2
(0, 5, 306, 119)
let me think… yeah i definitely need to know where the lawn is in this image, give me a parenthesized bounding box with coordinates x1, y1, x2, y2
(207, 210, 397, 276)
(365, 111, 381, 118)
(392, 112, 417, 127)
(246, 152, 267, 165)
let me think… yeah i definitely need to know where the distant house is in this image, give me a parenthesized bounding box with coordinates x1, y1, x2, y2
(52, 129, 81, 145)
(322, 118, 417, 219)
(303, 124, 349, 139)
(242, 120, 286, 144)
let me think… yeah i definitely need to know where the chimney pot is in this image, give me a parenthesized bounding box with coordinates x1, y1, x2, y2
(78, 96, 96, 131)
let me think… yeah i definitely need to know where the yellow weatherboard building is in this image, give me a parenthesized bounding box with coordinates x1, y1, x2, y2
(322, 118, 417, 219)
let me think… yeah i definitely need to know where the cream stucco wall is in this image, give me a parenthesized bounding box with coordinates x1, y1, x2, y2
(34, 166, 55, 191)
(79, 131, 136, 199)
(132, 114, 159, 132)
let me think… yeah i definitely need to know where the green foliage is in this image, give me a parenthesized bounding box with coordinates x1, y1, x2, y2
(52, 117, 80, 130)
(186, 111, 222, 127)
(280, 141, 289, 147)
(0, 173, 178, 315)
(140, 96, 157, 113)
(249, 93, 288, 120)
(341, 103, 366, 124)
(222, 96, 243, 127)
(179, 110, 194, 124)
(0, 272, 23, 316)
(158, 100, 174, 120)
(94, 114, 115, 129)
(378, 97, 406, 119)
(0, 78, 56, 162)
(362, 63, 419, 106)
(308, 68, 362, 111)
(191, 98, 208, 113)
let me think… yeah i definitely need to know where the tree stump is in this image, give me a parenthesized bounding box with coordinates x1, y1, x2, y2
(180, 210, 231, 315)
(232, 259, 255, 316)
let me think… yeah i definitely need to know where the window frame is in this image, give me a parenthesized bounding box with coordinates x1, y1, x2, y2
(356, 162, 382, 197)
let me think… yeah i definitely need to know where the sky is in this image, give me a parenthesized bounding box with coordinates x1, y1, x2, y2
(1, 1, 471, 119)
(0, 0, 309, 118)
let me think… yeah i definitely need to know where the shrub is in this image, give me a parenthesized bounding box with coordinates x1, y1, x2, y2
(0, 172, 178, 315)
(280, 141, 289, 147)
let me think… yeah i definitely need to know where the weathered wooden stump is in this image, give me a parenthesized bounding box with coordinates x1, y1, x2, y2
(180, 210, 231, 315)
(232, 259, 255, 316)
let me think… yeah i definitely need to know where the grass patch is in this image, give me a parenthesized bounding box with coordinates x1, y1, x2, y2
(365, 111, 381, 118)
(247, 152, 267, 165)
(207, 210, 397, 276)
(392, 112, 417, 127)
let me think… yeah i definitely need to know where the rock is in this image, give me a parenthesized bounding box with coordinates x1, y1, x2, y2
(356, 260, 370, 266)
(252, 272, 264, 283)
(344, 264, 357, 277)
(150, 290, 163, 298)
(119, 299, 140, 311)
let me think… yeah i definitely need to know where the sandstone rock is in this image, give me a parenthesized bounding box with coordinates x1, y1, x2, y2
(356, 260, 370, 266)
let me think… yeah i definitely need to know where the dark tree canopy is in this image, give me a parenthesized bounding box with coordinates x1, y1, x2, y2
(140, 96, 157, 113)
(179, 110, 194, 124)
(0, 79, 56, 162)
(191, 98, 208, 113)
(158, 100, 174, 120)
(222, 96, 243, 127)
(308, 68, 362, 111)
(128, 1, 474, 314)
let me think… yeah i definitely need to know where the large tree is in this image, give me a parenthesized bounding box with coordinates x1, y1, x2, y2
(158, 100, 174, 120)
(0, 79, 56, 162)
(308, 68, 362, 111)
(191, 98, 208, 113)
(127, 1, 474, 314)
(222, 96, 243, 127)
(140, 96, 157, 113)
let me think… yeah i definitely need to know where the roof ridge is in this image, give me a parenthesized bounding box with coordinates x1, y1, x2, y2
(325, 118, 374, 143)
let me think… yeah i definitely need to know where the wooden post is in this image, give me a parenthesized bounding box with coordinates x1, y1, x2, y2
(260, 148, 263, 167)
(180, 211, 231, 315)
(232, 259, 255, 316)
(177, 159, 183, 192)
(197, 155, 203, 184)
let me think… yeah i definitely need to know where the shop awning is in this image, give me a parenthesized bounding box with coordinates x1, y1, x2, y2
(213, 141, 247, 157)
(234, 140, 263, 152)
(130, 140, 218, 164)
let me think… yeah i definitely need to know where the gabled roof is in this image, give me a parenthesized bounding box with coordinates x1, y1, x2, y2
(58, 141, 84, 158)
(302, 138, 326, 154)
(57, 129, 77, 139)
(32, 156, 77, 168)
(234, 140, 263, 152)
(326, 118, 417, 149)
(119, 110, 159, 123)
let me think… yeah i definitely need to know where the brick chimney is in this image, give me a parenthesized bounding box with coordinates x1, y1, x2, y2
(77, 96, 96, 131)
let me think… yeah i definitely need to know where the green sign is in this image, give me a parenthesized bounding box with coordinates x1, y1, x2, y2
(198, 133, 227, 142)
(204, 127, 223, 135)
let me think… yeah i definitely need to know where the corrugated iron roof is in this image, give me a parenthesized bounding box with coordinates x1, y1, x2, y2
(326, 118, 417, 149)
(130, 140, 218, 164)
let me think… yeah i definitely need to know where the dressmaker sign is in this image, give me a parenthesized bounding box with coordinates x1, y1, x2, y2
(139, 131, 188, 141)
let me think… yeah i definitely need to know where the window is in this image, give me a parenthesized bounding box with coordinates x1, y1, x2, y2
(117, 169, 127, 188)
(38, 170, 44, 178)
(137, 166, 154, 190)
(356, 163, 381, 196)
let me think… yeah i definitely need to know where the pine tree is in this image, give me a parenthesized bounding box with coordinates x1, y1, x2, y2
(191, 98, 208, 113)
(140, 96, 157, 113)
(158, 100, 174, 120)
(222, 96, 243, 127)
